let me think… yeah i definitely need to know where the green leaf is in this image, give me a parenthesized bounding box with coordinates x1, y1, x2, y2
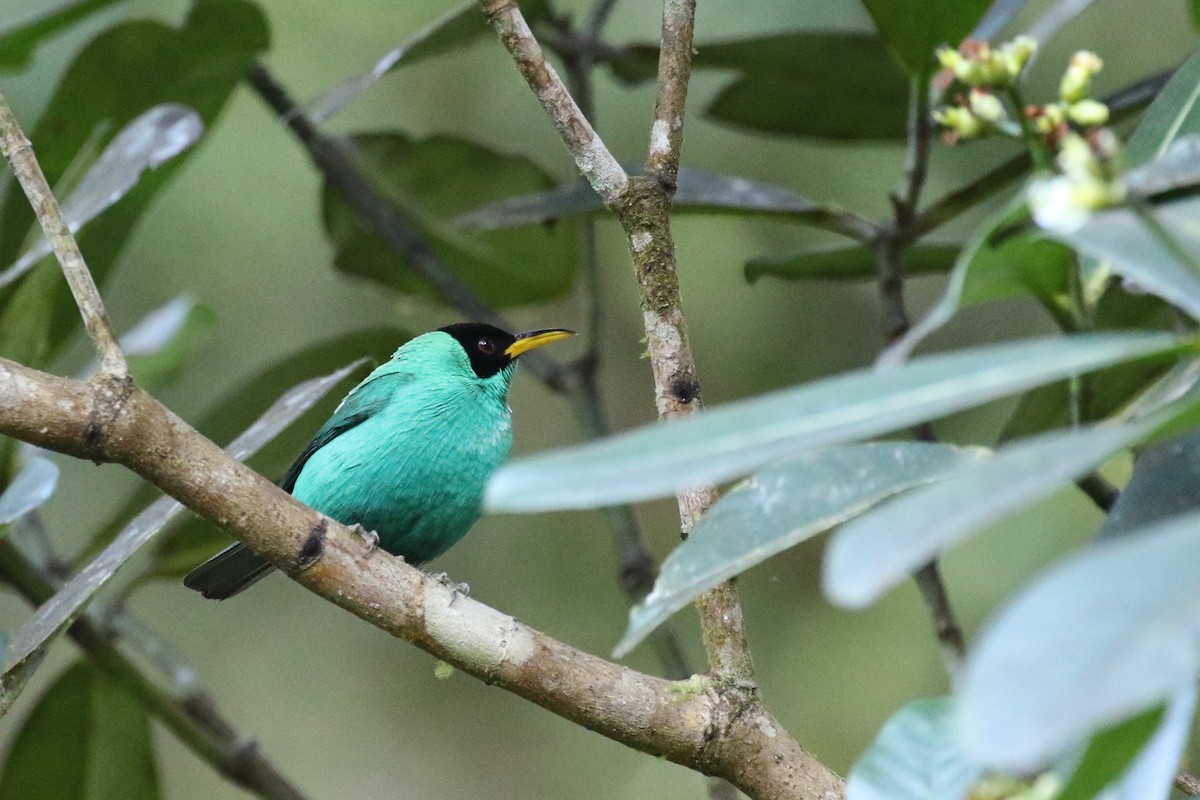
(323, 133, 575, 306)
(1057, 706, 1165, 800)
(1037, 195, 1200, 324)
(0, 0, 127, 71)
(823, 421, 1156, 609)
(485, 332, 1187, 512)
(998, 290, 1177, 441)
(883, 201, 1074, 365)
(746, 243, 959, 283)
(960, 509, 1200, 770)
(700, 32, 909, 140)
(456, 166, 867, 239)
(0, 360, 364, 676)
(2, 105, 203, 289)
(0, 662, 159, 800)
(860, 0, 993, 76)
(306, 0, 550, 121)
(0, 1, 269, 371)
(1095, 688, 1196, 800)
(1098, 429, 1200, 541)
(614, 443, 986, 658)
(0, 457, 58, 527)
(845, 697, 982, 800)
(1125, 46, 1200, 165)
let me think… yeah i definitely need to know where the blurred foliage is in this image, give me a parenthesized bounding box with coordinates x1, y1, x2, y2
(323, 132, 576, 305)
(0, 661, 158, 800)
(1, 1, 1200, 799)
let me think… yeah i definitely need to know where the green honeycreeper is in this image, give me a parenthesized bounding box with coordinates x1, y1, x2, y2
(184, 323, 573, 599)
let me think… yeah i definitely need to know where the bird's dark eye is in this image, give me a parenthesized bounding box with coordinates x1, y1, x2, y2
(477, 337, 497, 355)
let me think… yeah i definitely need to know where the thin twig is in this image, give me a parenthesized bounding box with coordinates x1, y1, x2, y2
(1075, 473, 1119, 511)
(477, 1, 628, 205)
(243, 64, 567, 389)
(644, 0, 695, 191)
(0, 533, 309, 800)
(0, 92, 128, 379)
(641, 0, 756, 681)
(585, 0, 622, 35)
(1176, 770, 1200, 796)
(875, 76, 968, 680)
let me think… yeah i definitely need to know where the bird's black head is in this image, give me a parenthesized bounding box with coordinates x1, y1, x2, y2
(438, 322, 577, 379)
(439, 323, 518, 379)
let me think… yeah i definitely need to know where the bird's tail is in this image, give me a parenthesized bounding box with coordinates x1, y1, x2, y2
(183, 543, 275, 600)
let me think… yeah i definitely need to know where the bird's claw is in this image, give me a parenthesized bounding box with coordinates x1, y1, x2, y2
(350, 523, 379, 557)
(430, 572, 471, 606)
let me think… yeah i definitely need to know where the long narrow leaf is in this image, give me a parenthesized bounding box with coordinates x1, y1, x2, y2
(960, 510, 1200, 770)
(0, 0, 127, 71)
(455, 167, 859, 237)
(1, 105, 203, 288)
(306, 0, 549, 122)
(1125, 46, 1200, 164)
(615, 443, 986, 657)
(823, 422, 1153, 609)
(486, 333, 1186, 512)
(846, 697, 982, 800)
(0, 457, 59, 527)
(0, 360, 364, 676)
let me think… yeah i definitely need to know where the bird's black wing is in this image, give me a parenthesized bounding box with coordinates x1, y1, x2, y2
(278, 373, 400, 493)
(185, 371, 404, 600)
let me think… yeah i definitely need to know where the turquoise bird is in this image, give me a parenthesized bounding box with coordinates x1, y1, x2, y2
(184, 323, 573, 599)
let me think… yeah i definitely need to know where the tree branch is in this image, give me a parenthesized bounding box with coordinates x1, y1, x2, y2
(479, 0, 757, 682)
(478, 1, 628, 204)
(0, 92, 128, 379)
(0, 356, 839, 800)
(874, 78, 967, 680)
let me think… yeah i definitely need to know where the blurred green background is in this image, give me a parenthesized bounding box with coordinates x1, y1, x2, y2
(1, 0, 1197, 797)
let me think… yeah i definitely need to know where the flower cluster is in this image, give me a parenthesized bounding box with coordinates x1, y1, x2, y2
(932, 38, 1126, 233)
(1027, 51, 1110, 146)
(937, 37, 1037, 89)
(933, 37, 1036, 142)
(1028, 128, 1126, 233)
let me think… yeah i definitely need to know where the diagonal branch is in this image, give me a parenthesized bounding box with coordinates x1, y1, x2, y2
(0, 355, 841, 800)
(0, 92, 128, 379)
(0, 529, 309, 800)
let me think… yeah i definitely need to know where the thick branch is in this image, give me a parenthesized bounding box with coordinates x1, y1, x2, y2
(0, 357, 841, 800)
(0, 92, 127, 379)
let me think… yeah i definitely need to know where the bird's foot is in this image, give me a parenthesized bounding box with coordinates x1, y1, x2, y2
(430, 572, 471, 606)
(349, 524, 379, 557)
